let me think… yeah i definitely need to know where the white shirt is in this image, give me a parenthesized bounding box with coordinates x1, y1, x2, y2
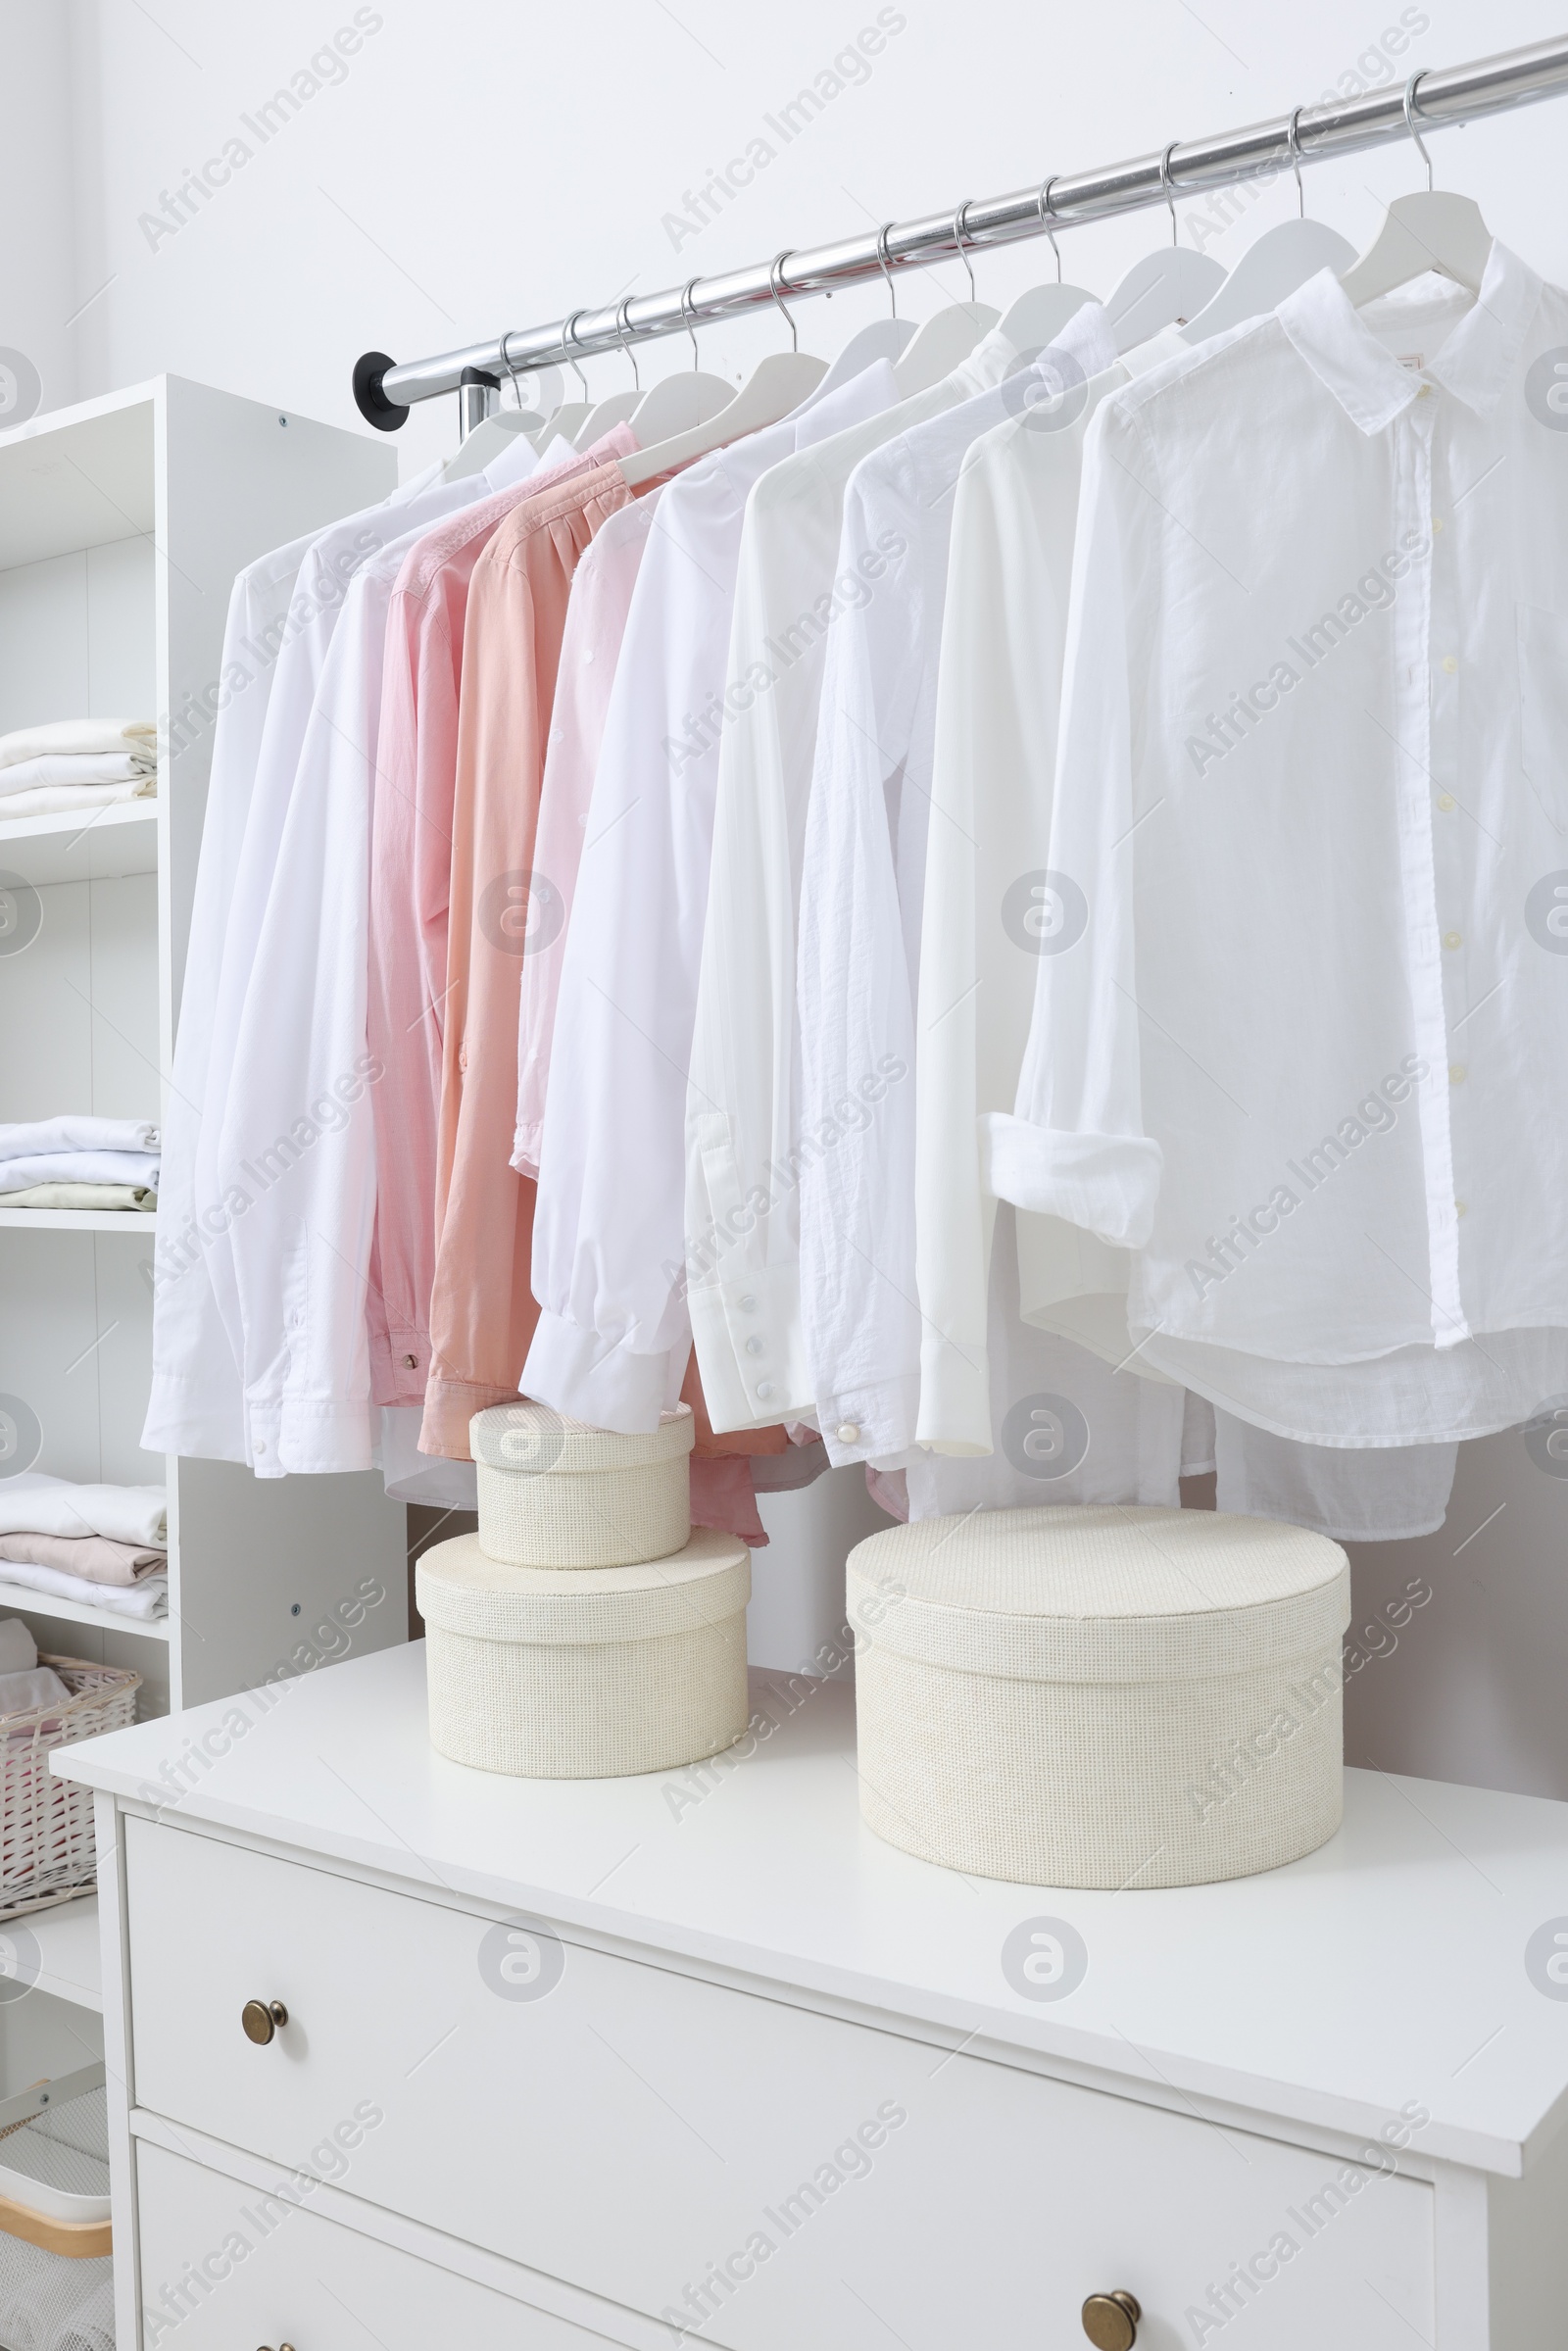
(913, 331, 1189, 1459)
(214, 433, 544, 1478)
(686, 331, 1033, 1435)
(139, 478, 433, 1464)
(996, 246, 1568, 1446)
(796, 305, 1117, 1466)
(523, 362, 900, 1432)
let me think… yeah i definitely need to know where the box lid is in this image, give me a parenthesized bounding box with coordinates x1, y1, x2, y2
(470, 1400, 694, 1477)
(417, 1529, 749, 1645)
(847, 1507, 1349, 1684)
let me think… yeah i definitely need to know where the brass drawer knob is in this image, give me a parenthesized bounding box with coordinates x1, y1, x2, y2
(1082, 2290, 1141, 2349)
(241, 1998, 289, 2045)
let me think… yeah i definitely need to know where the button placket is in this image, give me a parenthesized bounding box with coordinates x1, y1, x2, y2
(1391, 400, 1467, 1346)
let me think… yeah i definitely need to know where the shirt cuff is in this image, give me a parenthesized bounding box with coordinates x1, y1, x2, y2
(522, 1310, 682, 1435)
(510, 1119, 542, 1180)
(418, 1370, 523, 1462)
(982, 1114, 1162, 1249)
(278, 1395, 377, 1477)
(368, 1320, 430, 1411)
(814, 1372, 920, 1466)
(914, 1319, 994, 1457)
(688, 1263, 813, 1434)
(142, 1371, 247, 1464)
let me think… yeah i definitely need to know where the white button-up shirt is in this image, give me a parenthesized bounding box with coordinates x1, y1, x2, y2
(143, 521, 326, 1462)
(796, 307, 1117, 1467)
(687, 332, 1033, 1434)
(524, 363, 900, 1432)
(213, 435, 543, 1478)
(996, 245, 1568, 1446)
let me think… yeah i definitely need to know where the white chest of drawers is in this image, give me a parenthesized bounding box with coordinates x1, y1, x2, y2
(59, 1645, 1568, 2350)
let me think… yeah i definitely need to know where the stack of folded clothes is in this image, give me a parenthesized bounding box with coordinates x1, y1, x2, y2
(0, 717, 157, 822)
(0, 1474, 168, 1619)
(0, 1116, 160, 1211)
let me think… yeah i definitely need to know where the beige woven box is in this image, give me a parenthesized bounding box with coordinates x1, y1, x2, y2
(417, 1529, 750, 1779)
(471, 1401, 693, 1569)
(848, 1506, 1350, 1890)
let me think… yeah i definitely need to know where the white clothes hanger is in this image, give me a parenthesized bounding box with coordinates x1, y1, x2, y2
(535, 312, 597, 446)
(879, 220, 998, 396)
(575, 304, 646, 447)
(619, 253, 826, 489)
(1182, 113, 1355, 341)
(1339, 73, 1493, 304)
(442, 347, 561, 482)
(1104, 143, 1225, 353)
(627, 280, 737, 440)
(814, 313, 915, 392)
(998, 179, 1097, 351)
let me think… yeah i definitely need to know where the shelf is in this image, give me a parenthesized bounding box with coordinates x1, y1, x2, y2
(0, 1208, 157, 1231)
(0, 800, 158, 887)
(0, 387, 155, 571)
(17, 1891, 101, 2013)
(0, 1581, 170, 1642)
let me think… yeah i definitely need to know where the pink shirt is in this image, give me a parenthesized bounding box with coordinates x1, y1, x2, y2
(511, 490, 663, 1177)
(420, 446, 640, 1460)
(366, 435, 625, 1409)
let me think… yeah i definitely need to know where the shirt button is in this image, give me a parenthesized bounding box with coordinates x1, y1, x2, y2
(756, 1382, 775, 1401)
(1455, 1199, 1468, 1218)
(738, 1295, 757, 1312)
(1416, 383, 1432, 398)
(402, 1352, 417, 1368)
(744, 1336, 763, 1356)
(836, 1421, 860, 1445)
(1432, 516, 1444, 532)
(1444, 930, 1462, 951)
(255, 1439, 267, 1454)
(1437, 793, 1455, 812)
(1448, 1063, 1467, 1084)
(1442, 656, 1458, 674)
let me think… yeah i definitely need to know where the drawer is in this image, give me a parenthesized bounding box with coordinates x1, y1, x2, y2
(125, 1818, 1434, 2351)
(135, 2138, 616, 2347)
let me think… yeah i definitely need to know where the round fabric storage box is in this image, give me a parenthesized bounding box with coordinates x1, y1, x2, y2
(417, 1528, 750, 1778)
(471, 1401, 693, 1569)
(848, 1505, 1350, 1889)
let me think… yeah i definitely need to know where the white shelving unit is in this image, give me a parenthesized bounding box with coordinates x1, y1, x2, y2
(0, 376, 410, 1726)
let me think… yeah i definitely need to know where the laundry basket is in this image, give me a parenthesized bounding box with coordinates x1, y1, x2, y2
(0, 2064, 113, 2351)
(0, 1662, 139, 1926)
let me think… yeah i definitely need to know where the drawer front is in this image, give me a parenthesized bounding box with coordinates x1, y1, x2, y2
(126, 1818, 1434, 2351)
(135, 2139, 613, 2348)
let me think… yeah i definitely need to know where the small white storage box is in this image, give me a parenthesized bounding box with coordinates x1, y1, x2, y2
(471, 1402, 693, 1569)
(849, 1506, 1350, 1890)
(417, 1529, 750, 1778)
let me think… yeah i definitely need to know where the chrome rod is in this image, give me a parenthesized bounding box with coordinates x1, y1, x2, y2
(353, 35, 1568, 427)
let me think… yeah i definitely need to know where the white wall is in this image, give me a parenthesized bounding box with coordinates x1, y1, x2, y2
(9, 0, 1568, 1782)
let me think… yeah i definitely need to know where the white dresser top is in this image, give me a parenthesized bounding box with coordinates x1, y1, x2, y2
(60, 1643, 1568, 2177)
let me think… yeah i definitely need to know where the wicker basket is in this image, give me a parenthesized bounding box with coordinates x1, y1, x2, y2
(0, 1659, 140, 1926)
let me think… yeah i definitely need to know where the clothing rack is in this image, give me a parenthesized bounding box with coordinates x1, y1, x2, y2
(353, 34, 1568, 434)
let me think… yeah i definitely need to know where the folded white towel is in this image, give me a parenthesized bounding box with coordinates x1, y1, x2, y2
(0, 1118, 159, 1157)
(0, 1666, 72, 1716)
(0, 1473, 167, 1548)
(0, 1621, 38, 1675)
(0, 754, 154, 798)
(0, 1552, 168, 1620)
(0, 719, 156, 770)
(0, 1183, 157, 1212)
(0, 776, 157, 821)
(0, 1151, 159, 1194)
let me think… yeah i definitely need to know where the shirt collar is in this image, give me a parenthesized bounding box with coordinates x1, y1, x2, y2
(1279, 240, 1542, 433)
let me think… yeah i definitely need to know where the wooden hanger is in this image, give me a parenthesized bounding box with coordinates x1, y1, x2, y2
(619, 255, 828, 489)
(1103, 144, 1225, 354)
(999, 178, 1098, 354)
(1339, 76, 1492, 304)
(1183, 121, 1354, 342)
